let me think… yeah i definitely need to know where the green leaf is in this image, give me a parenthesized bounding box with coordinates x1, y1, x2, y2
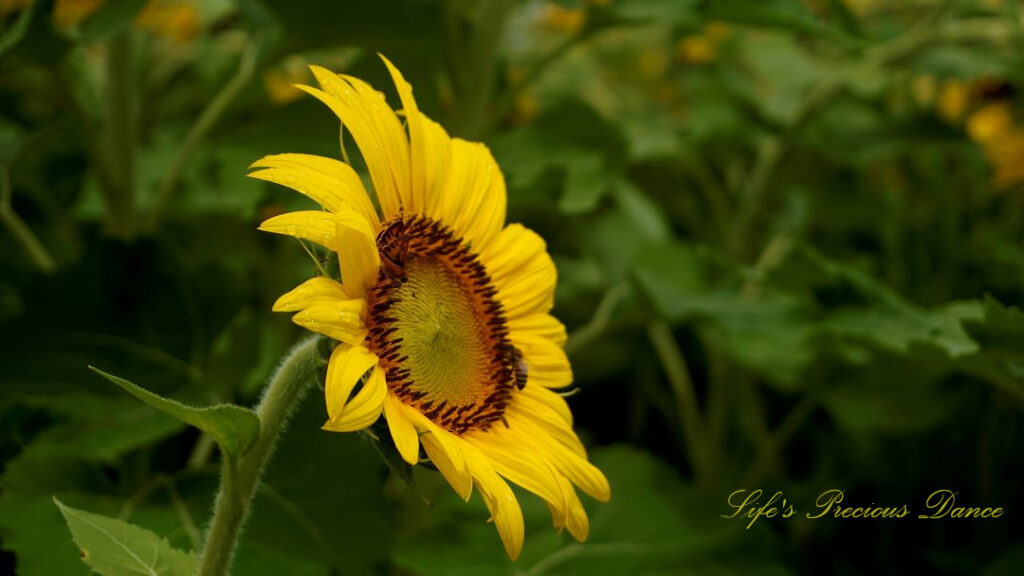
(89, 367, 260, 460)
(14, 394, 184, 463)
(768, 246, 980, 357)
(54, 497, 196, 576)
(955, 296, 1024, 403)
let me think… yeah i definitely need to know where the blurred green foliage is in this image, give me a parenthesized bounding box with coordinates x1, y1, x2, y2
(1, 0, 1023, 574)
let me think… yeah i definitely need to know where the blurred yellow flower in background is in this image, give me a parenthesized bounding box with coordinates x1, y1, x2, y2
(51, 0, 200, 41)
(0, 0, 30, 18)
(52, 0, 103, 30)
(540, 3, 585, 35)
(263, 55, 315, 105)
(967, 102, 1024, 189)
(134, 0, 199, 43)
(675, 22, 730, 65)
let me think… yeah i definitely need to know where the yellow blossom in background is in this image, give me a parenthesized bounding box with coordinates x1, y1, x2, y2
(52, 0, 104, 30)
(134, 0, 200, 43)
(676, 35, 715, 65)
(936, 78, 968, 124)
(263, 55, 315, 105)
(0, 0, 30, 18)
(540, 3, 585, 35)
(967, 102, 1014, 143)
(967, 102, 1024, 189)
(675, 21, 730, 66)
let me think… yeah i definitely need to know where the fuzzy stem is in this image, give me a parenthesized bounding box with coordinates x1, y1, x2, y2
(197, 336, 322, 576)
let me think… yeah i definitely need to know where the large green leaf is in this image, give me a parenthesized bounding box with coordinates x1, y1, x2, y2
(54, 498, 196, 576)
(89, 367, 259, 460)
(12, 394, 184, 463)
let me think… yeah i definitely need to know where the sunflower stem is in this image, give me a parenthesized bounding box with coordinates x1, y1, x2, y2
(197, 336, 323, 576)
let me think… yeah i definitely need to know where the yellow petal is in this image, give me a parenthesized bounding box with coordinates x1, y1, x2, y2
(461, 442, 524, 560)
(333, 209, 381, 298)
(510, 333, 573, 389)
(323, 344, 378, 422)
(508, 313, 568, 347)
(558, 474, 590, 542)
(418, 113, 453, 210)
(400, 407, 470, 489)
(249, 153, 379, 227)
(303, 67, 410, 219)
(506, 395, 585, 457)
(421, 430, 473, 501)
(325, 364, 386, 432)
(464, 428, 570, 529)
(530, 429, 610, 502)
(384, 393, 420, 465)
(482, 224, 556, 319)
(259, 211, 338, 251)
(431, 139, 506, 252)
(518, 383, 574, 426)
(272, 276, 349, 312)
(380, 55, 425, 213)
(292, 299, 367, 345)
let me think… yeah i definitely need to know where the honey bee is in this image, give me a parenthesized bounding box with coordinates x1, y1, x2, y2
(376, 219, 411, 282)
(503, 344, 528, 390)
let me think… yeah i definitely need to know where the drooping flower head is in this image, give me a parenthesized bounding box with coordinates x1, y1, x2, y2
(253, 55, 610, 559)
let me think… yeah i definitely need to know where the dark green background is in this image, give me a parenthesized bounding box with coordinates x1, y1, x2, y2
(1, 0, 1023, 574)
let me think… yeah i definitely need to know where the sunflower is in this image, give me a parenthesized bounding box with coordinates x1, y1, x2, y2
(252, 56, 610, 559)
